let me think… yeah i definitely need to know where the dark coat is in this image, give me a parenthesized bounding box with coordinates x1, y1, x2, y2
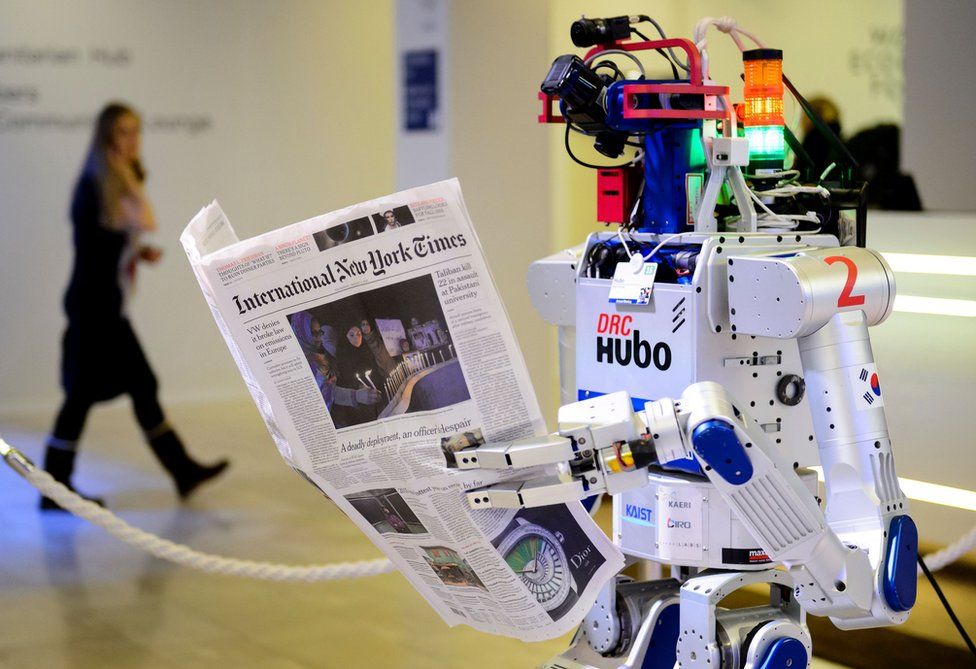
(61, 171, 157, 401)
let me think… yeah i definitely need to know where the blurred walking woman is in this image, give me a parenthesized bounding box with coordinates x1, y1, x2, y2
(41, 102, 227, 510)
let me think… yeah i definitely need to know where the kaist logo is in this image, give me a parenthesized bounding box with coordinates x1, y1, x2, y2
(623, 504, 655, 527)
(595, 313, 671, 371)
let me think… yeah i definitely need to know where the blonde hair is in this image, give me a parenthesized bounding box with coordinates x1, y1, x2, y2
(82, 102, 148, 231)
(808, 96, 840, 126)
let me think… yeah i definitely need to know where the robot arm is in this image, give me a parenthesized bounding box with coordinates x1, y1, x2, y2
(726, 244, 918, 628)
(461, 381, 894, 621)
(464, 376, 909, 630)
(651, 381, 888, 627)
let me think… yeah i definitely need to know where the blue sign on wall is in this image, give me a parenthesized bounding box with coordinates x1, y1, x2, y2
(403, 49, 438, 131)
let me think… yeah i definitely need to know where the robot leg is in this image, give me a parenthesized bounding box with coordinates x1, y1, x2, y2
(541, 570, 812, 669)
(541, 575, 681, 669)
(675, 570, 812, 669)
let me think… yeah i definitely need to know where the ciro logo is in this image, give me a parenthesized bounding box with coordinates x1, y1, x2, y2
(667, 518, 692, 529)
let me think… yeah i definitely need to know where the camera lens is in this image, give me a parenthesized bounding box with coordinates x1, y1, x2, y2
(570, 18, 608, 47)
(571, 16, 632, 47)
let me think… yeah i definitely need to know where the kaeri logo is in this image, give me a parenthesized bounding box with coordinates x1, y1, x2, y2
(622, 504, 655, 527)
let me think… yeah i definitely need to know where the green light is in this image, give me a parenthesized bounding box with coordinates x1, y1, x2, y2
(688, 127, 707, 169)
(744, 125, 785, 164)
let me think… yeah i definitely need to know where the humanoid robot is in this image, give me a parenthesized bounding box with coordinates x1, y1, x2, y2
(457, 15, 916, 669)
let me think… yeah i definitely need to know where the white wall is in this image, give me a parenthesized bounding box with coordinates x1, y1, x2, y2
(903, 0, 976, 211)
(449, 0, 556, 418)
(0, 1, 395, 413)
(869, 212, 976, 545)
(396, 0, 450, 190)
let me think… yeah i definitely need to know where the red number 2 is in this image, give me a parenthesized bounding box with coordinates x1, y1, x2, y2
(824, 255, 865, 308)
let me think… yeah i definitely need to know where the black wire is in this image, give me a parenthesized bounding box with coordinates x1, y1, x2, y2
(631, 28, 679, 79)
(564, 123, 639, 170)
(918, 555, 976, 657)
(592, 60, 623, 81)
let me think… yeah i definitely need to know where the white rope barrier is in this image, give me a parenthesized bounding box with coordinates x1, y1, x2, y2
(918, 525, 976, 575)
(2, 438, 394, 583)
(2, 438, 971, 580)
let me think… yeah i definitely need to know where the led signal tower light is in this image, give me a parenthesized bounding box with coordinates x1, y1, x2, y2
(742, 48, 786, 169)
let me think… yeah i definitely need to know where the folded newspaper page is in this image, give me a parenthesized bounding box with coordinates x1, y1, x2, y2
(180, 179, 624, 641)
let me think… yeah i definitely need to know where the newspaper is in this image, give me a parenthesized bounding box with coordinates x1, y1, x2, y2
(180, 179, 624, 641)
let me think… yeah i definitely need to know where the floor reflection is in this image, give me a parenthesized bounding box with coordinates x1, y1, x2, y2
(0, 400, 882, 667)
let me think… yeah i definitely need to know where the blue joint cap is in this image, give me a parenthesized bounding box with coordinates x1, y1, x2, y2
(642, 603, 679, 669)
(756, 637, 808, 669)
(661, 455, 704, 476)
(883, 514, 918, 612)
(691, 419, 753, 485)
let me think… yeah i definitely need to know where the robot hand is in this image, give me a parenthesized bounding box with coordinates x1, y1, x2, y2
(460, 392, 660, 509)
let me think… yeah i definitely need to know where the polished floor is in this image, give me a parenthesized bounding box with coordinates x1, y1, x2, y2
(0, 398, 961, 668)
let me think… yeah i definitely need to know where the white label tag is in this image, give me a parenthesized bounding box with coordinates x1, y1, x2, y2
(608, 258, 657, 305)
(656, 485, 705, 561)
(847, 363, 884, 410)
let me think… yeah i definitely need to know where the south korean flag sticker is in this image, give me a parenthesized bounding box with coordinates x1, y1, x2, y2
(848, 363, 884, 411)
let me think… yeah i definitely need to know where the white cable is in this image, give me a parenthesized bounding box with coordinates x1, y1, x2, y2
(642, 233, 684, 261)
(628, 179, 645, 227)
(733, 25, 765, 49)
(819, 162, 838, 182)
(760, 185, 831, 198)
(756, 213, 820, 232)
(692, 16, 766, 78)
(728, 32, 746, 51)
(757, 221, 798, 231)
(744, 169, 800, 182)
(616, 227, 635, 259)
(774, 212, 819, 223)
(5, 445, 394, 583)
(719, 94, 738, 136)
(746, 187, 793, 226)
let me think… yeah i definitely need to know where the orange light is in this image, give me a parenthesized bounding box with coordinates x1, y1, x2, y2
(742, 49, 784, 127)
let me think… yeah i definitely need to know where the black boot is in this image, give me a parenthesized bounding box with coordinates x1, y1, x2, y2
(147, 426, 229, 499)
(39, 442, 105, 511)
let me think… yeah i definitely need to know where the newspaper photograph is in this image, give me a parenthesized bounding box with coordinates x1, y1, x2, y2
(180, 178, 624, 641)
